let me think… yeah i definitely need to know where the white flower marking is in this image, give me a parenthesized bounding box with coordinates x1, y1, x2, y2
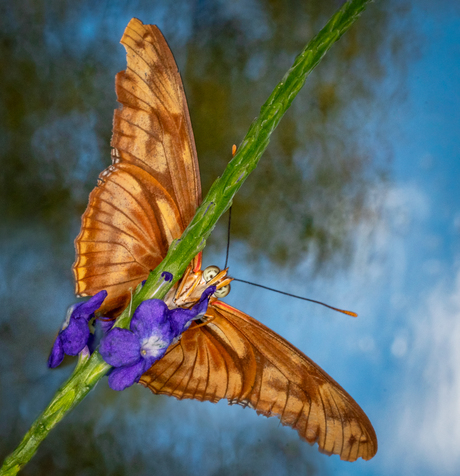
(140, 334, 169, 358)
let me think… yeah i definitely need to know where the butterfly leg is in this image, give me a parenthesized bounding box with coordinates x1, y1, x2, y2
(192, 313, 215, 329)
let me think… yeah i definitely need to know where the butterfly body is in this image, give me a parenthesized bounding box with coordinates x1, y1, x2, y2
(73, 18, 377, 461)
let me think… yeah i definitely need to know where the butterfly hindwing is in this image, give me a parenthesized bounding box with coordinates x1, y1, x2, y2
(140, 300, 378, 462)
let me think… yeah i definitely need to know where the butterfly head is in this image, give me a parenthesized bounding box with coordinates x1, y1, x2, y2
(202, 265, 232, 298)
(169, 264, 232, 309)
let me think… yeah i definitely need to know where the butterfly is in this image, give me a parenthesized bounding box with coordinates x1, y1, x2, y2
(73, 18, 377, 462)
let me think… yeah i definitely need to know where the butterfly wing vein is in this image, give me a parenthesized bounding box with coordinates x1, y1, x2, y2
(73, 18, 200, 315)
(140, 301, 377, 461)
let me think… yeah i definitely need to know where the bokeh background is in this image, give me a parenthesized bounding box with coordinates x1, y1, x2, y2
(1, 0, 459, 474)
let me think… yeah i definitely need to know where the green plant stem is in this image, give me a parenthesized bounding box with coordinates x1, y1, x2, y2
(117, 0, 373, 328)
(1, 1, 372, 474)
(1, 352, 110, 476)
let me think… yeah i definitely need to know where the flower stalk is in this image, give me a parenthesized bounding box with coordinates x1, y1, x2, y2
(0, 352, 110, 476)
(0, 1, 373, 473)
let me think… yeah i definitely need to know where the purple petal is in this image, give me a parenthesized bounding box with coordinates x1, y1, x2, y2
(169, 308, 197, 337)
(72, 290, 108, 321)
(130, 299, 169, 340)
(98, 318, 115, 334)
(169, 286, 215, 337)
(107, 359, 145, 391)
(48, 335, 64, 368)
(87, 329, 97, 354)
(60, 317, 90, 356)
(161, 271, 173, 282)
(193, 286, 216, 314)
(99, 328, 141, 367)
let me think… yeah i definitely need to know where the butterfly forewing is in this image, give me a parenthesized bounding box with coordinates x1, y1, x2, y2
(73, 18, 200, 315)
(112, 19, 201, 222)
(140, 300, 377, 461)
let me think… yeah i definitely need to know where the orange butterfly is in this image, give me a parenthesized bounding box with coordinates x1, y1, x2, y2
(73, 18, 377, 461)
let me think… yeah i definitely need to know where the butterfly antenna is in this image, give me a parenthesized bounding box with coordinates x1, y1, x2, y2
(232, 278, 357, 317)
(223, 144, 237, 270)
(224, 206, 232, 270)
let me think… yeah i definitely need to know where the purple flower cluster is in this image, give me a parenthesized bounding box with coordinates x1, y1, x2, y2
(48, 271, 215, 392)
(100, 286, 215, 391)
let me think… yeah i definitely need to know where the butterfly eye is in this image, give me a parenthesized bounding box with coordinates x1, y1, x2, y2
(203, 266, 220, 282)
(214, 284, 231, 298)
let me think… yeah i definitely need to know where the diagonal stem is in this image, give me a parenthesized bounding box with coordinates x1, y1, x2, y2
(1, 352, 110, 476)
(117, 0, 373, 327)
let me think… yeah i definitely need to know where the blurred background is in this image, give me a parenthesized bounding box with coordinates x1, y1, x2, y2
(1, 0, 459, 474)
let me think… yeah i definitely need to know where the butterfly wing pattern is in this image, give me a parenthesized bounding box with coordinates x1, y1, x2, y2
(73, 18, 200, 315)
(140, 301, 377, 461)
(74, 18, 377, 461)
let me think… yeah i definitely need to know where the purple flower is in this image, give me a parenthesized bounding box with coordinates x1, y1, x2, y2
(100, 286, 216, 391)
(48, 290, 107, 368)
(161, 271, 173, 282)
(169, 286, 215, 338)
